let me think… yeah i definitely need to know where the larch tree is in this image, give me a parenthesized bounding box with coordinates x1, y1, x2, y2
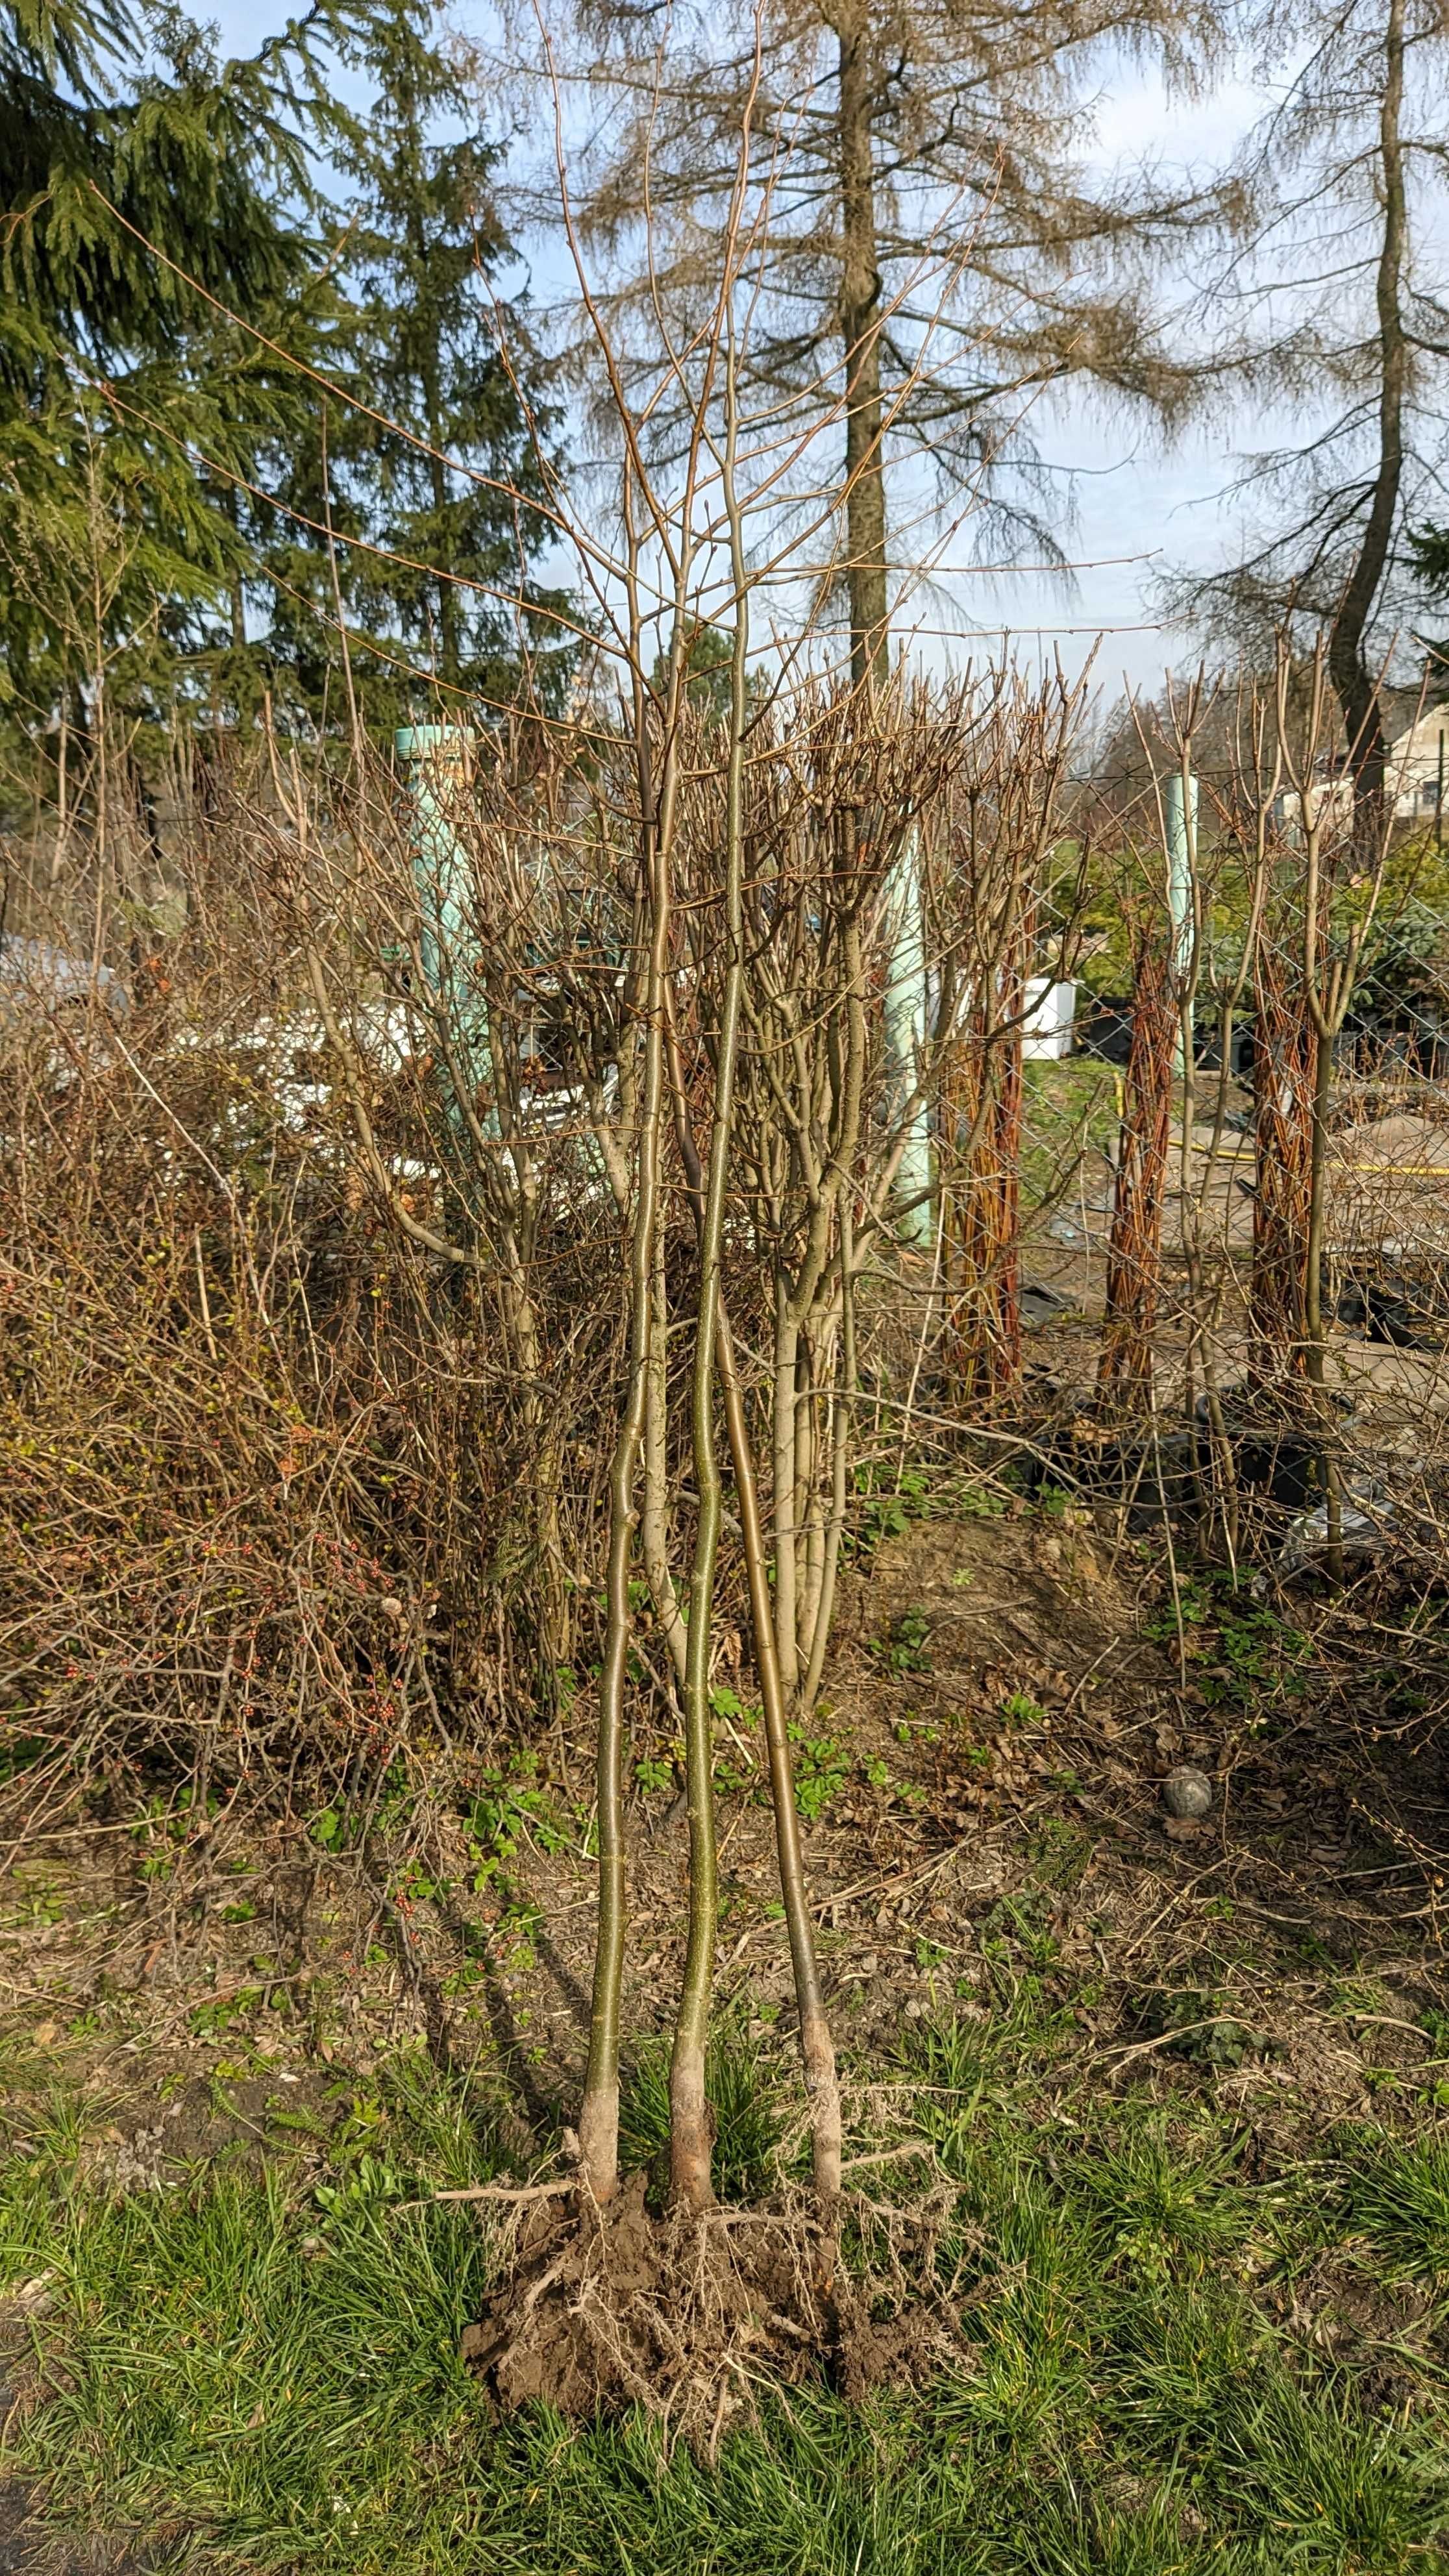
(486, 0, 1219, 686)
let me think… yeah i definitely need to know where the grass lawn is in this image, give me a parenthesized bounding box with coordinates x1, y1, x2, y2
(1, 2003, 1446, 2575)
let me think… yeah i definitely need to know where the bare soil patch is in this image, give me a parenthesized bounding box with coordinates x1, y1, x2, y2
(2, 1500, 1447, 2194)
(0, 2486, 160, 2574)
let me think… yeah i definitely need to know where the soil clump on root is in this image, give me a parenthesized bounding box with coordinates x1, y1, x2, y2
(462, 2174, 965, 2449)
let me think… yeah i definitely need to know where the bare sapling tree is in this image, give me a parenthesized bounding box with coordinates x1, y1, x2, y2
(934, 669, 1084, 1404)
(578, 598, 673, 2205)
(663, 341, 754, 2211)
(1273, 642, 1394, 1579)
(663, 969, 845, 2199)
(1096, 862, 1178, 1407)
(533, 34, 869, 2208)
(1169, 678, 1274, 1551)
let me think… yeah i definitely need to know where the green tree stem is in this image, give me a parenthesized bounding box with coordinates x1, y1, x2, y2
(669, 353, 750, 2213)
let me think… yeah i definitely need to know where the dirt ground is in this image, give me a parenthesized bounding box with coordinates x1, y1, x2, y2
(0, 2488, 153, 2575)
(3, 1498, 1446, 2191)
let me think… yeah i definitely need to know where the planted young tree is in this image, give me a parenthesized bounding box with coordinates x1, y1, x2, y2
(531, 36, 1050, 2217)
(522, 58, 862, 2216)
(666, 400, 752, 2212)
(934, 673, 1084, 1404)
(1269, 644, 1394, 1577)
(1097, 906, 1178, 1406)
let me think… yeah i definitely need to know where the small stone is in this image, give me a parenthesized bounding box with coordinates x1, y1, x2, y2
(1163, 1765, 1213, 1820)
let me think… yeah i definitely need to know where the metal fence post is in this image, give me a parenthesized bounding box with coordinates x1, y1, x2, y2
(1165, 767, 1198, 1076)
(886, 821, 933, 1244)
(395, 723, 497, 1137)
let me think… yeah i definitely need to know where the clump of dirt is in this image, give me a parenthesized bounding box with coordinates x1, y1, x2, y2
(852, 1505, 1154, 1690)
(462, 2175, 969, 2452)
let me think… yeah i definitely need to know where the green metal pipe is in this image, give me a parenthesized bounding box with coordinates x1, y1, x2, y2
(395, 724, 496, 1136)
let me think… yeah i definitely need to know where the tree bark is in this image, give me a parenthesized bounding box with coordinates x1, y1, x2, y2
(668, 384, 753, 2209)
(641, 1221, 688, 1689)
(835, 5, 889, 691)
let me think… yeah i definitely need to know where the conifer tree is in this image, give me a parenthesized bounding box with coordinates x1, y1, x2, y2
(0, 0, 364, 763)
(260, 1, 573, 728)
(0, 0, 573, 777)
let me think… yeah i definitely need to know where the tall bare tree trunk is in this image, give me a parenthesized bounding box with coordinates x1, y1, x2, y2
(835, 5, 889, 691)
(1328, 0, 1404, 843)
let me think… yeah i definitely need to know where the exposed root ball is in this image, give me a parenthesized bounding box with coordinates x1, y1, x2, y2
(462, 2174, 965, 2452)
